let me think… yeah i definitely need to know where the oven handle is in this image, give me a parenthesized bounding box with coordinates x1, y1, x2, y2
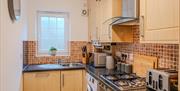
(87, 84, 93, 91)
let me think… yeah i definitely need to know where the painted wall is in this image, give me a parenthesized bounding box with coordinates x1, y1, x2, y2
(27, 0, 88, 41)
(0, 0, 27, 91)
(0, 0, 2, 90)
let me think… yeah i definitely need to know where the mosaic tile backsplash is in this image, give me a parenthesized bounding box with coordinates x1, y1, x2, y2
(113, 26, 179, 70)
(23, 26, 179, 70)
(23, 41, 92, 64)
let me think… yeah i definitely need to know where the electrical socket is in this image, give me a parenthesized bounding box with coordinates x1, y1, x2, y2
(121, 52, 129, 59)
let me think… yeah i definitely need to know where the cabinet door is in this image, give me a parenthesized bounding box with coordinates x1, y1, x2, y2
(24, 71, 60, 91)
(82, 70, 87, 91)
(146, 0, 179, 30)
(88, 0, 98, 41)
(96, 0, 103, 42)
(100, 0, 122, 42)
(61, 70, 83, 91)
(88, 0, 122, 42)
(88, 0, 104, 42)
(140, 0, 179, 43)
(100, 0, 112, 42)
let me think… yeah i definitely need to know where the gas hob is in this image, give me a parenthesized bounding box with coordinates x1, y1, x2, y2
(100, 73, 146, 91)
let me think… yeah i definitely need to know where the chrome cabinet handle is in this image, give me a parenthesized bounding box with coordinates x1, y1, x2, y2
(96, 27, 98, 40)
(140, 16, 145, 38)
(87, 84, 93, 91)
(62, 74, 64, 87)
(96, 27, 100, 41)
(108, 25, 111, 40)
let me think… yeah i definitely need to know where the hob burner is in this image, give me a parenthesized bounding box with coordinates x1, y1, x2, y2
(106, 76, 118, 80)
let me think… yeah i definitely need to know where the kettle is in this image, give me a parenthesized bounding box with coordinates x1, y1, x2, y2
(106, 56, 114, 70)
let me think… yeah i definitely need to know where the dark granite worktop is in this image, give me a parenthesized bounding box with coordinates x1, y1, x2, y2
(23, 64, 85, 72)
(23, 64, 154, 91)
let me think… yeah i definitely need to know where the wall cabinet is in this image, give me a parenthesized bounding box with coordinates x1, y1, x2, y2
(100, 0, 122, 42)
(88, 0, 132, 43)
(88, 0, 98, 41)
(61, 70, 83, 91)
(24, 71, 60, 91)
(140, 0, 179, 43)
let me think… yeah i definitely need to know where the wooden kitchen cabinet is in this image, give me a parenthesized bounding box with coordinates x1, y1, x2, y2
(23, 71, 60, 91)
(100, 0, 122, 42)
(61, 70, 83, 91)
(88, 0, 123, 42)
(140, 0, 179, 43)
(111, 25, 133, 42)
(82, 70, 87, 91)
(88, 0, 99, 41)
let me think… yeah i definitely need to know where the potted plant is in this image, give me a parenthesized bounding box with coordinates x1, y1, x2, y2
(49, 47, 57, 56)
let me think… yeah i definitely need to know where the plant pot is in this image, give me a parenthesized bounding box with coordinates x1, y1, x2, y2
(49, 50, 57, 56)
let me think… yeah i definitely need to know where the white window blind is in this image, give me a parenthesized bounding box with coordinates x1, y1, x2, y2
(37, 11, 70, 56)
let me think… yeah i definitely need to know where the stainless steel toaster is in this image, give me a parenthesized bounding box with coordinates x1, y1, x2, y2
(146, 68, 178, 91)
(93, 52, 107, 67)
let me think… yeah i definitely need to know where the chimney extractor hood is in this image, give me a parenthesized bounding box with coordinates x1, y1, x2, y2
(104, 0, 139, 25)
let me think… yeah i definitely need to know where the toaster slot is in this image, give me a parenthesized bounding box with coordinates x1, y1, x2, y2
(149, 72, 152, 85)
(158, 75, 163, 90)
(153, 80, 155, 89)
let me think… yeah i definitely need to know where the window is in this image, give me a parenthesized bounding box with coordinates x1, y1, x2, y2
(37, 11, 70, 56)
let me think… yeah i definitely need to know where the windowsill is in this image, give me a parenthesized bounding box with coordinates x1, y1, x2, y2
(36, 54, 70, 57)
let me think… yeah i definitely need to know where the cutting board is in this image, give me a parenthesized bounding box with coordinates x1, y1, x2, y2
(133, 54, 158, 77)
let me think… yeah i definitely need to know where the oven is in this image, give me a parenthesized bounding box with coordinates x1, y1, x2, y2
(87, 73, 98, 91)
(87, 72, 113, 91)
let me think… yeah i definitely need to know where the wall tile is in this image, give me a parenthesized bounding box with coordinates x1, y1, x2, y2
(113, 26, 179, 70)
(23, 26, 179, 70)
(23, 41, 92, 64)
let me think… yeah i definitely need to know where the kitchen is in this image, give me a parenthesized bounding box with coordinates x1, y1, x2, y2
(0, 0, 179, 91)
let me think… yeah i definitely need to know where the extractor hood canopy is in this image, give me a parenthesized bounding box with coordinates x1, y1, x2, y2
(104, 17, 138, 26)
(105, 0, 139, 26)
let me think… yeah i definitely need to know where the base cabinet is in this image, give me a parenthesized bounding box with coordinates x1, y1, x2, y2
(82, 70, 87, 91)
(23, 71, 60, 91)
(24, 70, 84, 91)
(61, 70, 83, 91)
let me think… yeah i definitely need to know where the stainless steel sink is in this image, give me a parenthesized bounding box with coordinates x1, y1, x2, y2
(59, 63, 84, 67)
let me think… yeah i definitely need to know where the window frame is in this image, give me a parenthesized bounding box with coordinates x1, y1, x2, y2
(37, 11, 70, 56)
